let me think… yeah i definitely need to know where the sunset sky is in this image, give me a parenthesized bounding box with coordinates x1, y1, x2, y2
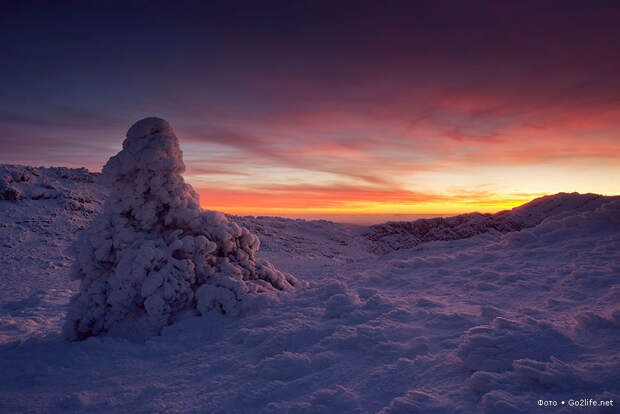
(2, 1, 620, 219)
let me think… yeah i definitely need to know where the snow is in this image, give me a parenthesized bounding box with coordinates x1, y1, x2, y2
(1, 164, 99, 203)
(1, 157, 619, 412)
(0, 165, 104, 343)
(364, 192, 611, 253)
(64, 117, 297, 340)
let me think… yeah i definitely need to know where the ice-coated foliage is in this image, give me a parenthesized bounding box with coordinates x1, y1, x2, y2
(64, 117, 297, 340)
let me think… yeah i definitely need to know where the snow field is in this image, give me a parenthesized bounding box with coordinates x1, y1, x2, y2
(0, 161, 618, 412)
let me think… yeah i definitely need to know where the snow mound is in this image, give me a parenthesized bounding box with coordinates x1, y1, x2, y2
(64, 117, 298, 340)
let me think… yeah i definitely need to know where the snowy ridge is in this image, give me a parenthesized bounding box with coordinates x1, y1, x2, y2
(364, 192, 616, 253)
(0, 164, 100, 204)
(1, 162, 619, 413)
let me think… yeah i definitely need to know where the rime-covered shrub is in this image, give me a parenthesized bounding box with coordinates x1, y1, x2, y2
(64, 117, 298, 340)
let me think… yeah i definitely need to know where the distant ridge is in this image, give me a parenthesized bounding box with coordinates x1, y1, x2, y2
(1, 163, 618, 255)
(363, 193, 617, 253)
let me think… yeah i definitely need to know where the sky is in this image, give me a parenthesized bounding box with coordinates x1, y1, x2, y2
(1, 1, 620, 220)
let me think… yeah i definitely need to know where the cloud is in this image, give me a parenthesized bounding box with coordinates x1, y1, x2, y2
(2, 1, 620, 212)
(185, 166, 249, 176)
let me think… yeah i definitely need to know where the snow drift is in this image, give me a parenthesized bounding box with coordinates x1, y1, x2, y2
(63, 117, 297, 340)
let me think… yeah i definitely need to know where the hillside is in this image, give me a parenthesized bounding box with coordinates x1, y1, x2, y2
(0, 164, 618, 413)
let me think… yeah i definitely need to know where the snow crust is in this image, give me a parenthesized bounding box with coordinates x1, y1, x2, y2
(63, 117, 297, 340)
(1, 166, 619, 413)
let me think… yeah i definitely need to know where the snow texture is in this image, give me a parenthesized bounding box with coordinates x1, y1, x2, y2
(1, 164, 99, 204)
(63, 117, 297, 340)
(1, 162, 619, 413)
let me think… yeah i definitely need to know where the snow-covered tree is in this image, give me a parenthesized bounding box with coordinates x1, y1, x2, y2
(64, 117, 298, 340)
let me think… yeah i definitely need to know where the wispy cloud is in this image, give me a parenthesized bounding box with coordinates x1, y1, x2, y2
(2, 1, 620, 213)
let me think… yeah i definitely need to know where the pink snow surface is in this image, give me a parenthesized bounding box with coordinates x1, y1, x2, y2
(0, 130, 619, 412)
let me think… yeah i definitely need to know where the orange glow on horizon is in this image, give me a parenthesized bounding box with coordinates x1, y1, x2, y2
(195, 187, 542, 217)
(176, 86, 620, 220)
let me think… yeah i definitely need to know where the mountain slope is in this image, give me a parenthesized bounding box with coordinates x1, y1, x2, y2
(364, 192, 617, 253)
(0, 164, 618, 413)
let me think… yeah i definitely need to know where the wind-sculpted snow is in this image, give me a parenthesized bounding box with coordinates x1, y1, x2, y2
(1, 167, 619, 412)
(63, 117, 297, 340)
(458, 317, 580, 373)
